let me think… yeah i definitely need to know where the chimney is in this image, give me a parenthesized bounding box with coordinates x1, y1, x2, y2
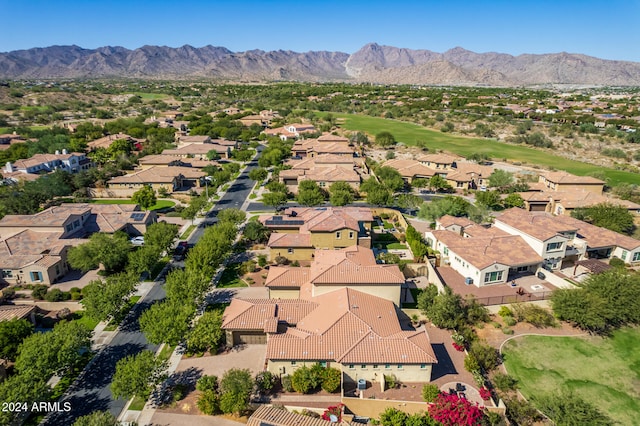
(62, 149, 68, 155)
(55, 150, 60, 155)
(5, 162, 13, 173)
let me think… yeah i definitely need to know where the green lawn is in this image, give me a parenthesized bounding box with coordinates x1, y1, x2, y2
(89, 199, 175, 211)
(71, 311, 99, 331)
(133, 92, 169, 100)
(128, 395, 146, 411)
(386, 243, 408, 249)
(502, 327, 640, 425)
(180, 224, 195, 239)
(157, 344, 176, 362)
(217, 263, 249, 288)
(333, 113, 640, 186)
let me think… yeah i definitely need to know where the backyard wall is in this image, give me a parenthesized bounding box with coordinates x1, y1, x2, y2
(341, 397, 428, 418)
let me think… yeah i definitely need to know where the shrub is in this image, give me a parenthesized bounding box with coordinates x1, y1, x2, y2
(428, 393, 484, 426)
(290, 260, 300, 267)
(1, 287, 16, 299)
(291, 365, 321, 394)
(609, 257, 626, 268)
(274, 256, 288, 265)
(281, 375, 294, 392)
(45, 288, 69, 302)
(196, 375, 218, 392)
(197, 390, 219, 415)
(512, 303, 556, 328)
(422, 383, 441, 402)
(464, 354, 480, 373)
(255, 371, 276, 393)
(384, 374, 397, 389)
(492, 373, 518, 392)
(503, 315, 517, 326)
(257, 255, 267, 267)
(502, 327, 514, 335)
(469, 341, 500, 372)
(321, 367, 341, 393)
(70, 291, 83, 300)
(31, 285, 48, 300)
(479, 387, 492, 400)
(498, 306, 513, 317)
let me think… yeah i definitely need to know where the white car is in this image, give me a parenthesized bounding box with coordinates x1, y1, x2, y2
(130, 236, 145, 246)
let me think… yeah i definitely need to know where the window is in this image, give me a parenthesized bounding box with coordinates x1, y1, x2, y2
(622, 250, 628, 261)
(349, 364, 355, 370)
(320, 361, 327, 367)
(1, 270, 13, 278)
(372, 364, 379, 369)
(319, 182, 326, 187)
(336, 231, 341, 239)
(484, 271, 503, 283)
(291, 361, 297, 366)
(30, 271, 43, 282)
(361, 364, 367, 369)
(65, 224, 73, 232)
(397, 364, 403, 370)
(634, 252, 640, 262)
(420, 364, 427, 369)
(349, 231, 354, 239)
(385, 364, 391, 369)
(546, 241, 563, 252)
(287, 248, 294, 254)
(73, 220, 80, 228)
(443, 247, 449, 255)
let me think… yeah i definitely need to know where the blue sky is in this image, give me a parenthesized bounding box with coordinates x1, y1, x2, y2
(2, 0, 639, 62)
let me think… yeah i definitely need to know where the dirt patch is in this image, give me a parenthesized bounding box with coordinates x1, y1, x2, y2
(476, 314, 585, 349)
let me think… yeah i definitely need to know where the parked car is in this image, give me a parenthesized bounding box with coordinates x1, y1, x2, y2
(130, 236, 145, 246)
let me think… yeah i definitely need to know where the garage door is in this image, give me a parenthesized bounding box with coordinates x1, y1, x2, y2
(233, 332, 267, 345)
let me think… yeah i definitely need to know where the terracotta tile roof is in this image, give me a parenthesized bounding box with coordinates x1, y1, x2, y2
(417, 153, 459, 164)
(138, 155, 184, 165)
(429, 228, 542, 269)
(309, 246, 404, 285)
(453, 162, 494, 178)
(248, 405, 342, 426)
(263, 207, 372, 233)
(383, 159, 435, 179)
(437, 215, 474, 229)
(12, 152, 86, 170)
(495, 208, 578, 241)
(108, 166, 204, 185)
(268, 233, 313, 248)
(553, 190, 640, 210)
(541, 171, 605, 185)
(463, 224, 509, 238)
(553, 214, 640, 250)
(317, 133, 350, 143)
(519, 191, 556, 202)
(265, 288, 437, 365)
(163, 143, 228, 156)
(87, 133, 142, 150)
(265, 267, 310, 288)
(0, 305, 35, 322)
(222, 298, 317, 332)
(0, 229, 83, 269)
(177, 135, 211, 144)
(302, 166, 360, 183)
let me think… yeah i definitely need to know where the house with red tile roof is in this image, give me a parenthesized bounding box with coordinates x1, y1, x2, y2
(538, 171, 605, 194)
(494, 207, 640, 268)
(222, 285, 437, 385)
(279, 154, 365, 193)
(382, 159, 436, 183)
(263, 123, 317, 140)
(4, 150, 92, 175)
(261, 207, 374, 261)
(106, 166, 206, 193)
(426, 217, 543, 286)
(518, 189, 640, 216)
(87, 133, 144, 151)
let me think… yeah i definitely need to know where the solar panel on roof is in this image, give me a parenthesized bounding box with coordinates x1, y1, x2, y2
(265, 219, 304, 226)
(130, 213, 146, 221)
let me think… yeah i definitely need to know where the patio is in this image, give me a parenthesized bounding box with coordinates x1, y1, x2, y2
(435, 266, 557, 306)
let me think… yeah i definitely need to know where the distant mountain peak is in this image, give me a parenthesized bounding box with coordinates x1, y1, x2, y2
(0, 43, 639, 85)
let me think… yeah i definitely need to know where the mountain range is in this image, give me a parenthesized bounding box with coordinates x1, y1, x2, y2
(1, 43, 640, 86)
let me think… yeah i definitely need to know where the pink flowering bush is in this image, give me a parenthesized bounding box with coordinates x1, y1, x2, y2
(428, 393, 484, 426)
(321, 403, 343, 421)
(452, 342, 465, 352)
(479, 387, 492, 401)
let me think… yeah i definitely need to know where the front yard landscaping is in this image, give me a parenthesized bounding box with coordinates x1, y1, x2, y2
(89, 199, 175, 211)
(217, 263, 249, 288)
(502, 327, 640, 426)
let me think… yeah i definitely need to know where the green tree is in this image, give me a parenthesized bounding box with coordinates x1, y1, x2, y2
(219, 368, 254, 415)
(379, 407, 408, 426)
(571, 202, 635, 235)
(144, 221, 179, 253)
(80, 272, 137, 322)
(429, 175, 452, 192)
(418, 196, 471, 221)
(0, 318, 33, 361)
(197, 389, 220, 415)
(422, 383, 441, 402)
(329, 181, 355, 206)
(475, 190, 502, 210)
(395, 194, 424, 210)
(487, 169, 514, 190)
(255, 371, 276, 394)
(468, 340, 500, 372)
(534, 391, 613, 426)
(296, 180, 326, 206)
(128, 245, 161, 276)
(131, 185, 157, 210)
(417, 285, 439, 313)
(217, 208, 246, 225)
(15, 320, 91, 380)
(376, 166, 405, 192)
(375, 131, 396, 147)
(320, 367, 342, 393)
(0, 375, 50, 425)
(139, 299, 194, 346)
(366, 185, 394, 206)
(243, 220, 270, 243)
(262, 191, 288, 210)
(186, 310, 225, 353)
(248, 167, 268, 182)
(423, 287, 466, 329)
(68, 232, 131, 274)
(503, 193, 524, 209)
(206, 149, 220, 160)
(110, 350, 167, 400)
(73, 411, 120, 426)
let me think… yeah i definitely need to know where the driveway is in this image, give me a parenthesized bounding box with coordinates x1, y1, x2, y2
(150, 412, 243, 426)
(176, 344, 267, 378)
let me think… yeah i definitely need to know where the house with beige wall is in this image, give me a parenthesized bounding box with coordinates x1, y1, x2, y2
(538, 171, 605, 194)
(107, 166, 205, 193)
(222, 286, 437, 386)
(261, 207, 373, 261)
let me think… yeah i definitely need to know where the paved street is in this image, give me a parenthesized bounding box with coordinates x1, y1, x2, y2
(42, 148, 263, 425)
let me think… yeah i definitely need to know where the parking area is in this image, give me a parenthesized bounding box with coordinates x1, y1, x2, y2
(175, 344, 267, 378)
